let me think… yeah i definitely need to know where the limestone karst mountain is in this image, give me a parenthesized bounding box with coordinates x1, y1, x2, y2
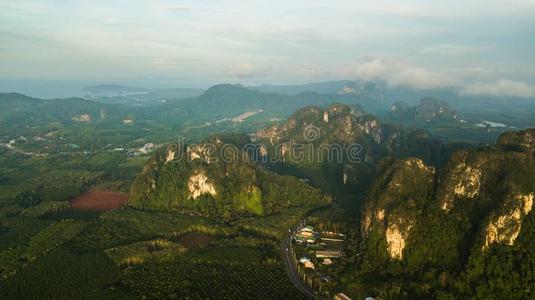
(254, 103, 463, 194)
(359, 128, 535, 298)
(129, 134, 330, 220)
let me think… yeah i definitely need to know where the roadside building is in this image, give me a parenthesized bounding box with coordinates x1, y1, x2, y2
(315, 250, 343, 258)
(295, 237, 307, 244)
(321, 237, 344, 242)
(299, 257, 311, 264)
(297, 230, 314, 238)
(303, 261, 315, 269)
(334, 292, 352, 300)
(302, 225, 314, 232)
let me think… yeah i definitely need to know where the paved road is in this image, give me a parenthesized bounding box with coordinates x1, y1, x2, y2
(281, 227, 317, 299)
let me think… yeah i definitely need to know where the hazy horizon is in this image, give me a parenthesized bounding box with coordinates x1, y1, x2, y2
(2, 1, 535, 99)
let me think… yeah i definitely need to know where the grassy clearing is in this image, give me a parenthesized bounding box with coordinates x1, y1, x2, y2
(105, 239, 187, 267)
(232, 207, 309, 240)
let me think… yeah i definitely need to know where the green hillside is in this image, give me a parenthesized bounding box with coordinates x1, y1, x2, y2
(129, 134, 330, 221)
(357, 128, 535, 298)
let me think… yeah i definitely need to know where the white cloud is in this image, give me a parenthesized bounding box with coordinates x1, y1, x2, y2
(102, 17, 117, 24)
(353, 58, 454, 89)
(419, 44, 488, 56)
(152, 57, 177, 69)
(353, 58, 390, 80)
(460, 79, 535, 98)
(226, 62, 260, 78)
(161, 4, 191, 12)
(1, 1, 534, 84)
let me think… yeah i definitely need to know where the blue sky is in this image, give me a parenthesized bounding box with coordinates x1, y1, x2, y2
(1, 0, 535, 96)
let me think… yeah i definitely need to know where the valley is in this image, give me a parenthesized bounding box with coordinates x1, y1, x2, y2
(1, 82, 535, 299)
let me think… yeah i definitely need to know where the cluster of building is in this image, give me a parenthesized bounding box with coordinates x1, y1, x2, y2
(2, 133, 160, 158)
(292, 225, 357, 299)
(294, 225, 345, 270)
(126, 143, 157, 156)
(295, 225, 316, 244)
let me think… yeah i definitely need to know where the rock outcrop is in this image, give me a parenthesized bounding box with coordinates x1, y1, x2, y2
(129, 134, 330, 220)
(361, 158, 435, 260)
(254, 103, 451, 194)
(497, 128, 535, 153)
(360, 128, 535, 271)
(483, 192, 533, 249)
(388, 97, 460, 125)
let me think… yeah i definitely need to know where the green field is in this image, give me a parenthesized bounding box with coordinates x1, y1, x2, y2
(0, 204, 313, 299)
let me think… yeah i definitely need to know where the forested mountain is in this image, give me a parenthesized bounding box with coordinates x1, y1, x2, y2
(128, 103, 472, 222)
(0, 85, 390, 136)
(359, 128, 535, 298)
(150, 83, 388, 125)
(387, 97, 461, 125)
(254, 103, 466, 194)
(129, 134, 330, 221)
(0, 93, 143, 136)
(2, 81, 532, 145)
(127, 102, 535, 298)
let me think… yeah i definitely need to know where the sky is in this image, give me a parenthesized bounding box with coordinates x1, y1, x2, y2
(1, 0, 535, 97)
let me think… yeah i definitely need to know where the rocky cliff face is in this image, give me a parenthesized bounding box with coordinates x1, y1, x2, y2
(362, 158, 435, 261)
(482, 193, 533, 249)
(129, 134, 330, 220)
(389, 97, 460, 124)
(360, 128, 535, 287)
(129, 103, 454, 221)
(254, 103, 451, 194)
(497, 128, 535, 153)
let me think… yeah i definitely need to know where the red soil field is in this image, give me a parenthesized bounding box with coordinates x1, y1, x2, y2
(69, 191, 129, 211)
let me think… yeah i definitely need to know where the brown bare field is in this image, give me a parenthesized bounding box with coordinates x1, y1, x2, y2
(69, 191, 129, 211)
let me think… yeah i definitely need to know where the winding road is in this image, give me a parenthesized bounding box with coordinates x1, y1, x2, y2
(281, 226, 317, 299)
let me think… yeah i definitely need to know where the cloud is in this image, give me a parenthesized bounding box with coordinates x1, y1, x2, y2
(226, 62, 261, 78)
(460, 79, 535, 98)
(150, 57, 182, 72)
(102, 17, 117, 24)
(161, 4, 191, 12)
(419, 44, 488, 56)
(353, 58, 454, 89)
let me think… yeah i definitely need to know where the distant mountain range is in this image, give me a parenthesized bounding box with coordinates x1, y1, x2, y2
(387, 97, 461, 125)
(83, 84, 205, 106)
(2, 81, 534, 141)
(83, 84, 150, 94)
